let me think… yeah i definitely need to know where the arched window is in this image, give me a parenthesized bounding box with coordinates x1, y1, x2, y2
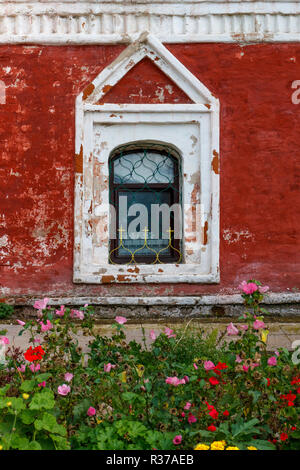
(109, 143, 182, 264)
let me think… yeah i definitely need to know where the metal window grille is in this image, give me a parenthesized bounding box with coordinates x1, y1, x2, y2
(109, 142, 182, 264)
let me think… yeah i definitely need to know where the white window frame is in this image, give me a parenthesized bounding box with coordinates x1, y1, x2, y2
(74, 33, 220, 284)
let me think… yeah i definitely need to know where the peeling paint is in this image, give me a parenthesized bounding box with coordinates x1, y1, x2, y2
(82, 83, 95, 100)
(75, 145, 83, 173)
(203, 221, 208, 246)
(212, 150, 219, 175)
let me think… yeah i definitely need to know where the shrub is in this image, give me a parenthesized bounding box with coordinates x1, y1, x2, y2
(0, 303, 14, 320)
(0, 282, 299, 450)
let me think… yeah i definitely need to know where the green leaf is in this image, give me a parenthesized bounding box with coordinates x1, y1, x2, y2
(34, 412, 66, 436)
(20, 380, 36, 392)
(10, 434, 29, 450)
(0, 385, 10, 396)
(35, 373, 52, 383)
(10, 397, 26, 411)
(26, 441, 42, 450)
(29, 390, 55, 411)
(50, 434, 70, 450)
(20, 409, 36, 425)
(247, 439, 276, 450)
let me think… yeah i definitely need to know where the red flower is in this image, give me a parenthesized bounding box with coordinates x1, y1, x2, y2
(207, 425, 217, 432)
(280, 391, 296, 405)
(223, 410, 230, 417)
(297, 387, 300, 394)
(24, 345, 45, 362)
(209, 377, 219, 386)
(209, 409, 219, 420)
(266, 378, 271, 387)
(205, 401, 215, 410)
(280, 432, 288, 442)
(291, 427, 297, 432)
(214, 362, 228, 371)
(291, 376, 300, 386)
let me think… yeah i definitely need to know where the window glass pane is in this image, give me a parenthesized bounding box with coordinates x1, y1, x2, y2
(113, 150, 175, 184)
(118, 191, 172, 257)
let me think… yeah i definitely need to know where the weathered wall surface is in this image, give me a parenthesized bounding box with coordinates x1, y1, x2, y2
(0, 43, 299, 299)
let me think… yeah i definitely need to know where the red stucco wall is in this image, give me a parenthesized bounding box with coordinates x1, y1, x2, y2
(0, 43, 299, 297)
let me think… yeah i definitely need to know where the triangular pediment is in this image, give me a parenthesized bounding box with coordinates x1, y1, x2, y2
(79, 33, 216, 106)
(96, 57, 193, 105)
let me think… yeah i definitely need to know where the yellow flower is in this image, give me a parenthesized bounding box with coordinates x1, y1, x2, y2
(6, 402, 12, 407)
(121, 371, 127, 383)
(136, 364, 145, 377)
(194, 444, 210, 450)
(226, 446, 239, 450)
(96, 419, 103, 424)
(247, 446, 257, 450)
(261, 329, 269, 344)
(22, 393, 29, 400)
(0, 445, 3, 450)
(210, 441, 225, 451)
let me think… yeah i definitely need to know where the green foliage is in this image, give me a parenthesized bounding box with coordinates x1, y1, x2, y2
(0, 281, 299, 451)
(0, 303, 13, 320)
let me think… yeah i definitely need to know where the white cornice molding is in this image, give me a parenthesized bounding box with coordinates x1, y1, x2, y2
(1, 1, 300, 44)
(6, 292, 300, 306)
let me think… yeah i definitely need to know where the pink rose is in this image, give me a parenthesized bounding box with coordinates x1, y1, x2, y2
(235, 355, 242, 363)
(71, 309, 85, 320)
(251, 363, 260, 369)
(164, 327, 176, 339)
(0, 336, 9, 345)
(253, 319, 266, 330)
(268, 356, 277, 366)
(64, 372, 73, 382)
(115, 316, 127, 325)
(104, 363, 116, 372)
(39, 320, 53, 332)
(56, 305, 65, 317)
(57, 384, 71, 396)
(17, 320, 26, 326)
(188, 413, 197, 424)
(243, 282, 258, 294)
(165, 376, 186, 386)
(204, 360, 215, 371)
(227, 323, 239, 336)
(239, 281, 259, 294)
(240, 324, 248, 331)
(149, 330, 156, 340)
(193, 363, 198, 370)
(29, 363, 40, 373)
(184, 402, 192, 410)
(34, 298, 49, 311)
(87, 406, 96, 417)
(38, 381, 46, 388)
(259, 285, 269, 294)
(243, 365, 249, 372)
(173, 435, 182, 445)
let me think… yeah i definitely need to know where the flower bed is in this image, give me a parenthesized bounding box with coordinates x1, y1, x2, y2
(0, 280, 299, 450)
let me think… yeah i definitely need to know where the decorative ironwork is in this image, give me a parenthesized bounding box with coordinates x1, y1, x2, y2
(109, 226, 182, 265)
